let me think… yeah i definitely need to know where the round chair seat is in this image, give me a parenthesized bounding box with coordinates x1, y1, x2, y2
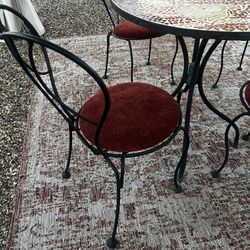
(113, 21, 163, 40)
(80, 82, 181, 152)
(245, 83, 250, 107)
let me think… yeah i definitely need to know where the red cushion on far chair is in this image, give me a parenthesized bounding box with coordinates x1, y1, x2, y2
(80, 82, 181, 152)
(113, 21, 163, 39)
(245, 83, 250, 107)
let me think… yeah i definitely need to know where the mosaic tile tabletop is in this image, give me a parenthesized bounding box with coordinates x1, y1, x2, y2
(111, 0, 250, 39)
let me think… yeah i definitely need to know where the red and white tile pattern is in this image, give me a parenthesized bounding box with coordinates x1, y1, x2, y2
(112, 0, 250, 36)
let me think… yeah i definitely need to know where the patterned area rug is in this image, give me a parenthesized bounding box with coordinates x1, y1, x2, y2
(6, 35, 250, 249)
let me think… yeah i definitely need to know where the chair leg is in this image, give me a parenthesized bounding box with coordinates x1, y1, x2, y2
(237, 40, 249, 71)
(173, 127, 189, 193)
(241, 131, 250, 141)
(146, 38, 152, 65)
(212, 40, 227, 89)
(128, 40, 134, 82)
(103, 31, 112, 79)
(107, 156, 125, 248)
(170, 36, 179, 85)
(62, 125, 73, 179)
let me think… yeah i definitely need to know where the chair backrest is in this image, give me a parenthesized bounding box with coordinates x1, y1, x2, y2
(0, 31, 110, 152)
(100, 0, 120, 28)
(0, 4, 39, 35)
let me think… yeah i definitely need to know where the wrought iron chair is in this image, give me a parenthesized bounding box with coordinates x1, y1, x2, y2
(211, 80, 250, 178)
(1, 31, 189, 248)
(100, 0, 165, 82)
(0, 4, 39, 35)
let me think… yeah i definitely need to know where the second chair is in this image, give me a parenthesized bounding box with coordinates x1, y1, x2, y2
(100, 0, 165, 82)
(1, 31, 189, 248)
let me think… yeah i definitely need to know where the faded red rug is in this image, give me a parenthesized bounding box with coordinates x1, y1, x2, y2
(6, 35, 250, 249)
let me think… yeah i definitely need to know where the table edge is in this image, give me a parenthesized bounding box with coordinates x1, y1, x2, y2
(111, 1, 250, 41)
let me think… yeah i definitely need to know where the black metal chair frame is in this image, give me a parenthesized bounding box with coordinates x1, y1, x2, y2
(211, 80, 250, 178)
(100, 0, 165, 82)
(1, 31, 190, 248)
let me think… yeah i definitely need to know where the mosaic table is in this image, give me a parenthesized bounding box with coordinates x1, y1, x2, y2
(111, 0, 250, 40)
(110, 0, 250, 185)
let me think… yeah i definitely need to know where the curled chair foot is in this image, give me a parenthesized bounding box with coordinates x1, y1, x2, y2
(102, 74, 108, 79)
(62, 170, 71, 179)
(107, 238, 118, 249)
(211, 170, 220, 178)
(146, 61, 151, 66)
(170, 80, 177, 86)
(237, 66, 242, 71)
(173, 185, 183, 193)
(211, 83, 218, 89)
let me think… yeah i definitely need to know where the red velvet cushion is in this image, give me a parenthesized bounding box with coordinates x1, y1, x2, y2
(80, 82, 180, 152)
(245, 82, 250, 107)
(113, 21, 163, 39)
